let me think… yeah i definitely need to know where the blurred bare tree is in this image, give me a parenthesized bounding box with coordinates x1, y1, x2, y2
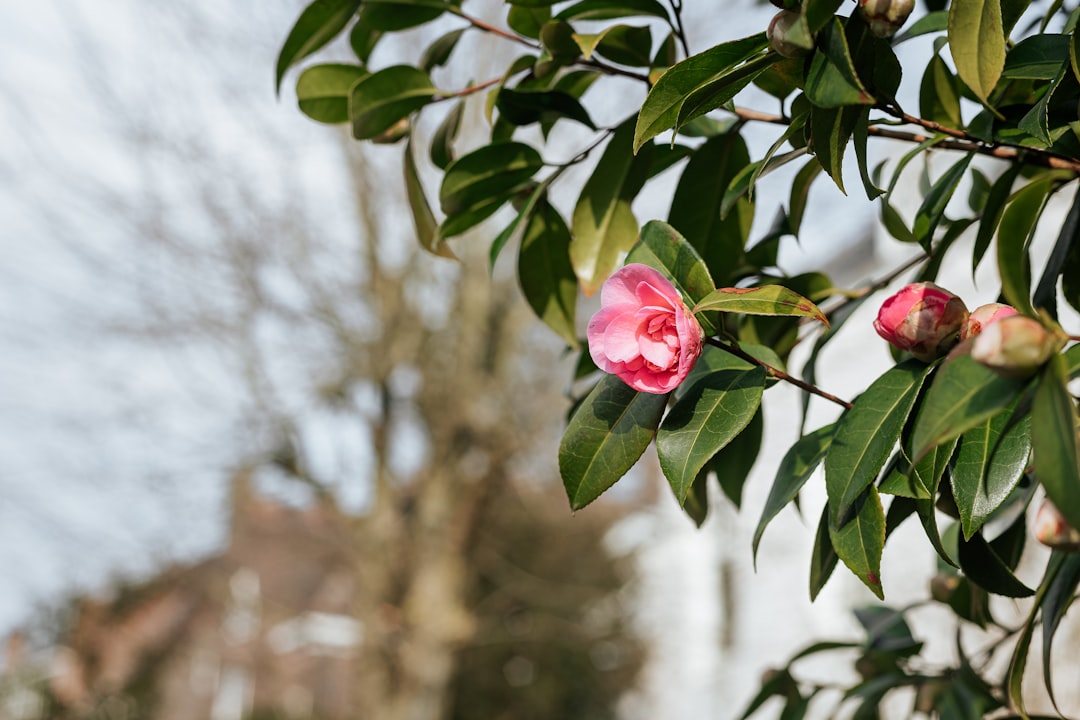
(0, 2, 643, 719)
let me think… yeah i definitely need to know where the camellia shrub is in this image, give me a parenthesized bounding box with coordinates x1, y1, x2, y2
(276, 0, 1080, 714)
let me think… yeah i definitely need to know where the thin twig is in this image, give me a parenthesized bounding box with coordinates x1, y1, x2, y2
(705, 337, 853, 409)
(449, 7, 540, 50)
(667, 0, 691, 58)
(435, 75, 505, 101)
(577, 58, 652, 84)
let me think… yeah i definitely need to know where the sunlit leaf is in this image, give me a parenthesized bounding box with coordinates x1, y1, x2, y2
(694, 285, 827, 326)
(560, 375, 668, 510)
(350, 65, 436, 140)
(829, 486, 886, 599)
(276, 0, 362, 93)
(404, 138, 455, 259)
(296, 63, 369, 123)
(948, 0, 1006, 107)
(519, 198, 578, 347)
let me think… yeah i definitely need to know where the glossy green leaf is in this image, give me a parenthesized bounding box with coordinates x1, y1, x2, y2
(998, 176, 1057, 315)
(753, 423, 836, 564)
(296, 63, 369, 124)
(694, 285, 827, 326)
(276, 0, 362, 93)
(668, 132, 753, 284)
(714, 409, 764, 510)
(919, 53, 962, 129)
(723, 146, 806, 217)
(911, 355, 1026, 461)
(404, 138, 453, 259)
(879, 437, 956, 500)
(349, 21, 382, 62)
(852, 108, 884, 201)
(789, 160, 823, 236)
(496, 88, 596, 129)
(572, 119, 652, 295)
(893, 10, 948, 43)
(810, 505, 840, 600)
(913, 153, 973, 250)
(519, 199, 578, 347)
(1042, 554, 1080, 710)
(829, 486, 886, 599)
(350, 65, 436, 140)
(1007, 553, 1066, 716)
(356, 0, 447, 31)
(972, 163, 1021, 273)
(626, 221, 716, 320)
(804, 0, 845, 33)
(1034, 186, 1080, 317)
(1033, 355, 1080, 530)
(951, 405, 1031, 539)
(675, 53, 777, 132)
(634, 33, 769, 151)
(1003, 34, 1069, 79)
(948, 0, 1006, 106)
(811, 104, 861, 194)
(657, 367, 766, 503)
(507, 4, 551, 38)
(440, 142, 544, 217)
(805, 19, 874, 107)
(826, 361, 932, 525)
(957, 531, 1034, 597)
(555, 0, 669, 21)
(560, 374, 668, 510)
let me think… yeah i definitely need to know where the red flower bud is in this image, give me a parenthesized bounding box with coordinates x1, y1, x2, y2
(1035, 499, 1080, 551)
(858, 0, 915, 38)
(873, 283, 969, 362)
(969, 315, 1061, 379)
(960, 302, 1018, 341)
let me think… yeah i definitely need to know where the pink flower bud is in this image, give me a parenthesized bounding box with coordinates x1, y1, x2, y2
(873, 283, 969, 362)
(969, 315, 1061, 379)
(587, 264, 703, 394)
(1035, 499, 1080, 551)
(960, 303, 1018, 341)
(858, 0, 915, 37)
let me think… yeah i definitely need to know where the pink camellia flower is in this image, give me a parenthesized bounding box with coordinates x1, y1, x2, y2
(873, 282, 968, 362)
(1034, 499, 1080, 551)
(960, 302, 1018, 341)
(587, 263, 703, 394)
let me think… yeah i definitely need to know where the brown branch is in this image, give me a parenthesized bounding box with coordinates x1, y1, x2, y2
(435, 75, 504, 101)
(705, 337, 853, 409)
(449, 8, 540, 50)
(728, 105, 1080, 173)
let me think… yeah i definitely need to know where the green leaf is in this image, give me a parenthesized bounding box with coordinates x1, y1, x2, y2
(276, 0, 362, 94)
(998, 176, 1057, 315)
(1007, 553, 1066, 716)
(753, 423, 836, 564)
(853, 108, 884, 201)
(972, 163, 1021, 273)
(713, 408, 764, 509)
(911, 354, 1026, 461)
(573, 24, 653, 66)
(879, 437, 956, 500)
(296, 63, 369, 124)
(634, 33, 769, 151)
(559, 374, 668, 509)
(404, 138, 454, 259)
(951, 404, 1031, 539)
(810, 505, 840, 600)
(571, 119, 652, 295)
(723, 147, 806, 217)
(1034, 186, 1080, 317)
(1033, 355, 1080, 530)
(1042, 554, 1080, 710)
(694, 285, 828, 326)
(948, 0, 1006, 107)
(519, 198, 579, 347)
(919, 53, 963, 129)
(913, 153, 973, 251)
(805, 19, 874, 107)
(810, 104, 862, 194)
(555, 0, 669, 21)
(356, 0, 447, 31)
(496, 88, 596, 129)
(507, 4, 551, 38)
(893, 10, 948, 43)
(626, 221, 716, 317)
(668, 132, 753, 285)
(1003, 34, 1069, 79)
(350, 65, 436, 140)
(349, 21, 382, 62)
(957, 530, 1034, 597)
(675, 53, 777, 131)
(829, 486, 886, 599)
(420, 27, 465, 71)
(657, 367, 767, 503)
(789, 159, 823, 236)
(804, 0, 846, 33)
(430, 100, 464, 170)
(440, 142, 544, 217)
(825, 361, 932, 525)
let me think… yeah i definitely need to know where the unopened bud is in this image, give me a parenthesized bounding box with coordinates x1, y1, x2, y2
(767, 11, 813, 58)
(858, 0, 916, 38)
(960, 302, 1018, 341)
(1035, 499, 1080, 551)
(969, 315, 1061, 379)
(929, 573, 960, 603)
(873, 282, 969, 362)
